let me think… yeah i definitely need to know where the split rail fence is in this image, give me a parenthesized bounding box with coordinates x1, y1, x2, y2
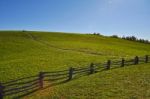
(0, 55, 150, 99)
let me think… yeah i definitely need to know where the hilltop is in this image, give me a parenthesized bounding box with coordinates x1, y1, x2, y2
(1, 31, 150, 81)
(0, 31, 150, 99)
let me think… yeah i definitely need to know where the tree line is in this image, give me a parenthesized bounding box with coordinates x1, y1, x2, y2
(92, 33, 150, 44)
(111, 35, 150, 44)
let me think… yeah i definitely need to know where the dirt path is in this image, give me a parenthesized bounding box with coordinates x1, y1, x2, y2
(25, 32, 102, 56)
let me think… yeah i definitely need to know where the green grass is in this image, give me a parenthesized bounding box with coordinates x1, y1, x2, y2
(26, 63, 150, 99)
(0, 31, 150, 99)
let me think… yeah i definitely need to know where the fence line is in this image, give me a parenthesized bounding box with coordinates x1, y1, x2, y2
(0, 55, 150, 99)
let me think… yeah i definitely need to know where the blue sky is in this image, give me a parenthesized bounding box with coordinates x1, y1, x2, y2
(0, 0, 150, 40)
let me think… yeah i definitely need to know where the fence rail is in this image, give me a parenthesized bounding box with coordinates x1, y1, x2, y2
(0, 55, 149, 99)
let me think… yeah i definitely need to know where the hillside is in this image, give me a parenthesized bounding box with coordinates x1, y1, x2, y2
(26, 63, 150, 99)
(0, 31, 150, 98)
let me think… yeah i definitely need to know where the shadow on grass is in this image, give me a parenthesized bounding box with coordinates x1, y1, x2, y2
(2, 70, 70, 99)
(1, 67, 105, 98)
(2, 61, 150, 99)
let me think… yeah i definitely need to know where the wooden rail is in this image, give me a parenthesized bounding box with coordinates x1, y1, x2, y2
(0, 55, 149, 99)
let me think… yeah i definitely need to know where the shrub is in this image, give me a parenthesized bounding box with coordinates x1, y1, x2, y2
(111, 35, 119, 38)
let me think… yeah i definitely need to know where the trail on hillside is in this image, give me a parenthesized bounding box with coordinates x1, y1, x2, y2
(25, 32, 102, 56)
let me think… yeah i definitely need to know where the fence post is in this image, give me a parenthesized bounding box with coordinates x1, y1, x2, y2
(106, 60, 111, 69)
(134, 56, 139, 65)
(0, 83, 4, 99)
(121, 58, 125, 67)
(145, 55, 149, 63)
(39, 72, 44, 88)
(68, 67, 74, 80)
(90, 63, 95, 74)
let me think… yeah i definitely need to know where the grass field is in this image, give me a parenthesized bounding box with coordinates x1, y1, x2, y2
(26, 63, 150, 99)
(0, 31, 150, 99)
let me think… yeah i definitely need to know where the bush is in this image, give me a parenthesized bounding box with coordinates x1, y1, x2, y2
(111, 35, 119, 38)
(93, 32, 101, 35)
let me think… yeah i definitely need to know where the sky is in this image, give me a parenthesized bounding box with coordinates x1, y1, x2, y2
(0, 0, 150, 40)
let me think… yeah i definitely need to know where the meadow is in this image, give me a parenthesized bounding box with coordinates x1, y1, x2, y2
(0, 31, 150, 99)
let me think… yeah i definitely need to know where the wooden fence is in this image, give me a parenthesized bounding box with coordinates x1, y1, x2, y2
(0, 55, 149, 99)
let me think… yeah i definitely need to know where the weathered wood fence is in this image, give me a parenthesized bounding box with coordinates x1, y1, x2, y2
(0, 55, 149, 99)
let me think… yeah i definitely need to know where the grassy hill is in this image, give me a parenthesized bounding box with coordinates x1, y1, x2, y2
(26, 63, 150, 99)
(0, 31, 150, 99)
